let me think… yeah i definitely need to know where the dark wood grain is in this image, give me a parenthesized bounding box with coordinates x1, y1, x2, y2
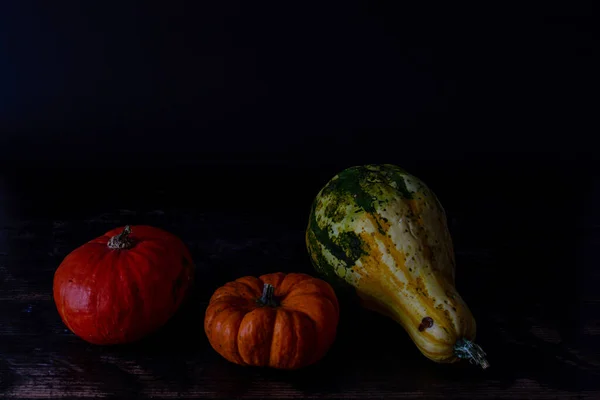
(1, 162, 599, 399)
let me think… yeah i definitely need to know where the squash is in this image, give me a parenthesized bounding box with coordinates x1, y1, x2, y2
(53, 225, 195, 345)
(204, 272, 339, 370)
(305, 164, 489, 368)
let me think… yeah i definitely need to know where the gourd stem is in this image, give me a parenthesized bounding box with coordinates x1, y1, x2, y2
(454, 338, 490, 369)
(258, 284, 279, 307)
(107, 225, 135, 250)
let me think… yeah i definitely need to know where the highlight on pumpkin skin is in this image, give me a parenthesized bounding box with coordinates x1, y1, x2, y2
(204, 272, 340, 370)
(305, 164, 490, 369)
(53, 225, 195, 345)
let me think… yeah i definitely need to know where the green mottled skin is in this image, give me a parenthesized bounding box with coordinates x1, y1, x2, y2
(306, 164, 428, 284)
(306, 165, 487, 368)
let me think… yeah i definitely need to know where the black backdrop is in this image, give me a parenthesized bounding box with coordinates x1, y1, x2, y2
(0, 3, 599, 397)
(0, 2, 596, 167)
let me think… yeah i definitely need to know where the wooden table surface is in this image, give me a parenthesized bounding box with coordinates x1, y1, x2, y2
(1, 161, 598, 399)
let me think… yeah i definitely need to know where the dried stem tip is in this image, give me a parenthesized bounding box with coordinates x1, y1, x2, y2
(454, 338, 490, 369)
(258, 283, 279, 307)
(107, 225, 134, 250)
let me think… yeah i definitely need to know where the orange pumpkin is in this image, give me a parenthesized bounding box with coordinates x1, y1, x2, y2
(204, 272, 340, 370)
(53, 225, 194, 345)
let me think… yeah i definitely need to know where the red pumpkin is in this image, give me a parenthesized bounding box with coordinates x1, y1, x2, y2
(53, 225, 194, 345)
(204, 272, 340, 370)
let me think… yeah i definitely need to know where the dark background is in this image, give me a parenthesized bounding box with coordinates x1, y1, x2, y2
(0, 2, 598, 398)
(0, 2, 596, 166)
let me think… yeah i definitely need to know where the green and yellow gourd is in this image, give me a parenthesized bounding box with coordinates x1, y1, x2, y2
(306, 164, 489, 368)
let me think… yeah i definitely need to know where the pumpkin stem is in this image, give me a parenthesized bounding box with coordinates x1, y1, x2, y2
(107, 225, 135, 250)
(258, 283, 279, 307)
(454, 338, 490, 369)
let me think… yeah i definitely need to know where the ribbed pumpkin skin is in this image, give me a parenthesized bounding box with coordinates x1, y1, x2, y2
(53, 225, 195, 345)
(306, 164, 476, 363)
(204, 272, 339, 370)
